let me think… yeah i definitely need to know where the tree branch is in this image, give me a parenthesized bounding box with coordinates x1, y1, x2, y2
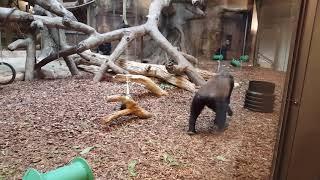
(8, 39, 29, 50)
(0, 7, 96, 35)
(23, 0, 77, 20)
(113, 74, 168, 96)
(2, 0, 207, 86)
(93, 36, 130, 82)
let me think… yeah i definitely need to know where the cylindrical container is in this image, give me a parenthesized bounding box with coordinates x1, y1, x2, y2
(244, 81, 276, 113)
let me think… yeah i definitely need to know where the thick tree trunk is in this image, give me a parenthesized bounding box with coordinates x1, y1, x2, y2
(8, 34, 36, 81)
(117, 60, 197, 92)
(25, 34, 36, 80)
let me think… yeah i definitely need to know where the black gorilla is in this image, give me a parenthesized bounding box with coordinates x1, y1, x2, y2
(97, 22, 130, 56)
(187, 70, 234, 134)
(97, 43, 112, 55)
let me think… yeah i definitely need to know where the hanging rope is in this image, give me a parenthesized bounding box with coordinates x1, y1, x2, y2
(0, 31, 2, 62)
(122, 0, 129, 26)
(57, 29, 63, 65)
(126, 75, 130, 98)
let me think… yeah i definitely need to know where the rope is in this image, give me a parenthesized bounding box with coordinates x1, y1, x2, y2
(125, 75, 131, 99)
(126, 75, 129, 96)
(122, 0, 128, 26)
(57, 29, 62, 65)
(0, 31, 2, 62)
(66, 0, 95, 10)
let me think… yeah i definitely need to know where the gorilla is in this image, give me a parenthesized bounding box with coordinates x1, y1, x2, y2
(187, 70, 234, 134)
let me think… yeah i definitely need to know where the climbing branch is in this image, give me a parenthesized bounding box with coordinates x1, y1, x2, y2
(40, 0, 205, 85)
(1, 0, 206, 85)
(103, 95, 153, 124)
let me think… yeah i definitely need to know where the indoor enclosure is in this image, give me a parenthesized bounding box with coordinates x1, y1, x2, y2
(0, 0, 302, 179)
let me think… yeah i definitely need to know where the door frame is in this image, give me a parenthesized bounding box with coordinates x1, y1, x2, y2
(271, 0, 319, 179)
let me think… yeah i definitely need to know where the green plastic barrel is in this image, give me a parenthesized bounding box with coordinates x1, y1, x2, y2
(23, 157, 94, 180)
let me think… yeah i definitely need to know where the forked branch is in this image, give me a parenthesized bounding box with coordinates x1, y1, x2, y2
(103, 95, 153, 124)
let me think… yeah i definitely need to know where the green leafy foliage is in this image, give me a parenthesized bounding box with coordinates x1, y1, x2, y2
(80, 146, 95, 155)
(162, 153, 180, 166)
(159, 83, 174, 90)
(128, 160, 138, 177)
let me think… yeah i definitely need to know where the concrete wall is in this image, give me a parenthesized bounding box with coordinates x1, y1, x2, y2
(225, 0, 249, 9)
(189, 2, 223, 57)
(188, 0, 250, 57)
(256, 0, 300, 72)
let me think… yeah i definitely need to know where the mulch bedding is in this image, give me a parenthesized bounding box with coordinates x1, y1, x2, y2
(0, 62, 286, 180)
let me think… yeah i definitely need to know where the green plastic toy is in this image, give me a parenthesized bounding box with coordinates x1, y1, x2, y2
(230, 55, 249, 67)
(239, 55, 249, 62)
(212, 54, 224, 61)
(231, 59, 241, 67)
(22, 157, 94, 180)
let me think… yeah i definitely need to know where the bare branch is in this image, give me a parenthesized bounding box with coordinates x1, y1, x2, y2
(65, 1, 95, 10)
(23, 0, 77, 20)
(0, 7, 95, 34)
(181, 52, 198, 65)
(8, 39, 30, 50)
(113, 74, 168, 96)
(93, 36, 131, 82)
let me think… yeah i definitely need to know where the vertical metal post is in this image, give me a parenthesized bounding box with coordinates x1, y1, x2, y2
(242, 13, 249, 56)
(140, 36, 143, 62)
(0, 31, 2, 61)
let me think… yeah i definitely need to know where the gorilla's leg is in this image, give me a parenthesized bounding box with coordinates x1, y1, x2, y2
(227, 105, 233, 116)
(188, 95, 205, 134)
(214, 101, 228, 131)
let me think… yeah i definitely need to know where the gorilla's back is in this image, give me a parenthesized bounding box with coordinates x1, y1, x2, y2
(197, 74, 232, 100)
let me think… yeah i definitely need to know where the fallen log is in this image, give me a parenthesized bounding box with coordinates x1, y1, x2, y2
(113, 74, 168, 97)
(117, 60, 196, 92)
(75, 52, 197, 92)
